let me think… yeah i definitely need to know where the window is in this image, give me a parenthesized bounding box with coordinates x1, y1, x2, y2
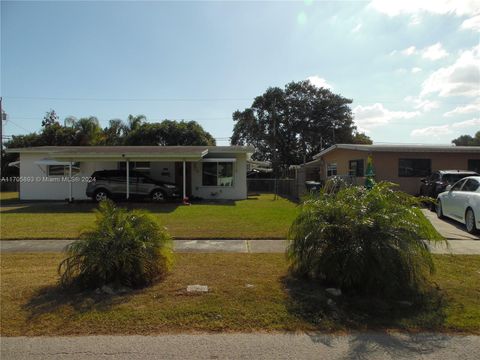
(47, 163, 80, 176)
(462, 179, 479, 192)
(349, 160, 364, 177)
(326, 163, 337, 177)
(398, 159, 431, 177)
(443, 173, 469, 184)
(451, 179, 466, 191)
(468, 159, 480, 173)
(202, 162, 234, 186)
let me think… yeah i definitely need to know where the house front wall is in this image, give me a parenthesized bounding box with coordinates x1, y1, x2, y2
(319, 149, 480, 195)
(18, 152, 248, 201)
(191, 152, 248, 200)
(19, 153, 117, 200)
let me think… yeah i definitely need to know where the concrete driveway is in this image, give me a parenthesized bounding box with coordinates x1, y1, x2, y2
(421, 209, 479, 240)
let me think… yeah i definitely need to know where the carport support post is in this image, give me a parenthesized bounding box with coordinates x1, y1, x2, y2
(182, 160, 186, 202)
(68, 162, 72, 202)
(126, 160, 130, 200)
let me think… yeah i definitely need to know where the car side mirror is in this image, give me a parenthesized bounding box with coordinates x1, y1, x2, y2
(446, 185, 452, 191)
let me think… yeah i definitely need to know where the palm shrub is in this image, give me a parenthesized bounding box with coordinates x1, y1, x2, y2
(287, 182, 443, 298)
(59, 200, 173, 289)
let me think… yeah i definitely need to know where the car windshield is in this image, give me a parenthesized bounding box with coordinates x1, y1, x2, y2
(444, 174, 471, 184)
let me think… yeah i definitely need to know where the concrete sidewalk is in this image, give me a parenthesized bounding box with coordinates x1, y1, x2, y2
(1, 238, 480, 254)
(0, 239, 287, 253)
(2, 333, 479, 360)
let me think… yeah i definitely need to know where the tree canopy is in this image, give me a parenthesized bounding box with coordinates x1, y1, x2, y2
(230, 80, 371, 169)
(4, 111, 216, 149)
(452, 131, 480, 146)
(1, 111, 215, 177)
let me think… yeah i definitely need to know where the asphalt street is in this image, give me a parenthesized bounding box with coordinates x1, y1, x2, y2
(2, 333, 480, 360)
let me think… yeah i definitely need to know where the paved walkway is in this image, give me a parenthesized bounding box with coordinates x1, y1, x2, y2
(1, 238, 480, 254)
(2, 333, 479, 360)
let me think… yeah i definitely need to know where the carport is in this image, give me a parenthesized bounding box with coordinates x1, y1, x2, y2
(48, 146, 209, 202)
(6, 145, 253, 201)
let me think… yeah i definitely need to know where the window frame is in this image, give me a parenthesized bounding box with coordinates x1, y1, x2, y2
(349, 159, 365, 177)
(398, 158, 431, 178)
(47, 162, 80, 177)
(326, 163, 337, 177)
(201, 161, 235, 187)
(461, 179, 479, 192)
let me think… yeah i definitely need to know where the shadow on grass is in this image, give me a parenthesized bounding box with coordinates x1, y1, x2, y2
(23, 284, 136, 321)
(282, 275, 449, 332)
(0, 199, 240, 214)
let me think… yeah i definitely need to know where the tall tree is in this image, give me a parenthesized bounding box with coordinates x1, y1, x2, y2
(231, 80, 370, 169)
(125, 120, 216, 146)
(452, 131, 480, 146)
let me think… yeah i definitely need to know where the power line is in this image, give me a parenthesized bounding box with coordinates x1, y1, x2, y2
(4, 119, 31, 133)
(4, 96, 253, 102)
(3, 95, 476, 106)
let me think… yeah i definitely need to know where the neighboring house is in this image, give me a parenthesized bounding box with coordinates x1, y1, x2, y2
(296, 144, 480, 195)
(5, 145, 254, 201)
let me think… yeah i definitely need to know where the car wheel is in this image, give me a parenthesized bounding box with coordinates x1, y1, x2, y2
(151, 190, 166, 202)
(94, 190, 109, 202)
(465, 208, 477, 234)
(436, 200, 444, 219)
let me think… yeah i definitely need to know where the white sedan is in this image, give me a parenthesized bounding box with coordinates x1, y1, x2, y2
(436, 176, 480, 234)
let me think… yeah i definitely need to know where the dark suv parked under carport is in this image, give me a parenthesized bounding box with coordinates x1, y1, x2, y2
(86, 170, 180, 202)
(420, 170, 479, 200)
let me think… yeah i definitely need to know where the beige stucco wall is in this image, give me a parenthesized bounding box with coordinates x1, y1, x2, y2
(319, 149, 480, 195)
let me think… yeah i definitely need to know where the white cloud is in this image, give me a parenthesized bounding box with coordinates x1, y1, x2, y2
(411, 67, 423, 73)
(353, 103, 420, 131)
(420, 44, 480, 98)
(369, 0, 479, 17)
(405, 96, 439, 111)
(461, 14, 480, 31)
(444, 100, 480, 116)
(411, 124, 452, 137)
(451, 117, 480, 128)
(307, 75, 332, 89)
(401, 46, 417, 56)
(392, 43, 448, 60)
(352, 23, 362, 33)
(411, 117, 480, 137)
(422, 42, 449, 60)
(409, 13, 422, 25)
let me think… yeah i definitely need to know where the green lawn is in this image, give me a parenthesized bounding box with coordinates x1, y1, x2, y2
(1, 253, 479, 336)
(0, 193, 298, 240)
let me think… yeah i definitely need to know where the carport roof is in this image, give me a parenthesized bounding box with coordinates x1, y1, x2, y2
(5, 145, 255, 160)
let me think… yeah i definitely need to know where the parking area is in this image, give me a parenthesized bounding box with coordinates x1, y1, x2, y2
(421, 209, 479, 241)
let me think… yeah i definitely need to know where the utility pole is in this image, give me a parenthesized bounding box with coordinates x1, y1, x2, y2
(272, 98, 278, 200)
(0, 97, 3, 178)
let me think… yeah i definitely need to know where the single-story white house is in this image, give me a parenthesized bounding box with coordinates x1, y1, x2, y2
(5, 145, 254, 201)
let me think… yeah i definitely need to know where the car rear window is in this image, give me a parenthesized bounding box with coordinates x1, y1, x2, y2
(443, 174, 472, 184)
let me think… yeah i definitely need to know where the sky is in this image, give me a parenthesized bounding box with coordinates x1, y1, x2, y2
(1, 0, 479, 145)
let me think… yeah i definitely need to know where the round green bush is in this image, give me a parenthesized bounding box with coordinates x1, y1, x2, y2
(287, 182, 443, 298)
(59, 200, 173, 289)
